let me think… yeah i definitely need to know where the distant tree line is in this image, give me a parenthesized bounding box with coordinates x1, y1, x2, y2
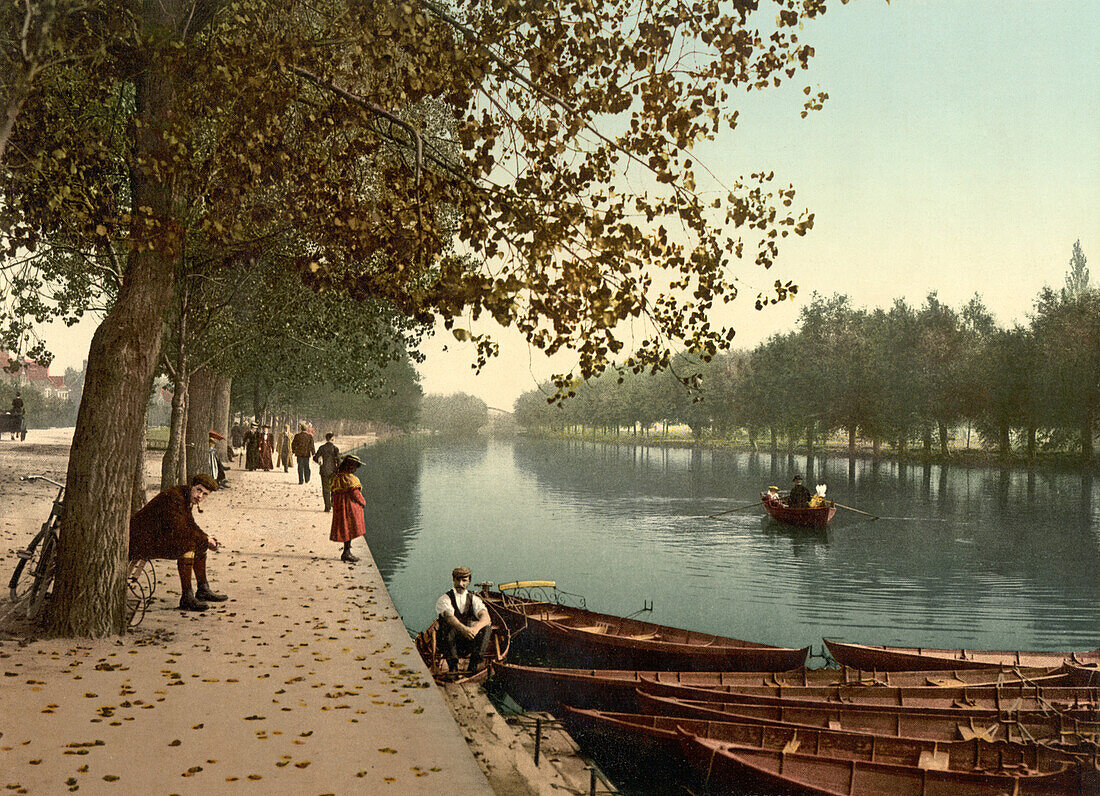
(516, 242, 1099, 464)
(418, 392, 489, 437)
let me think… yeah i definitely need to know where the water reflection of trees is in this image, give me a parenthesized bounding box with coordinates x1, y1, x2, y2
(358, 439, 424, 581)
(510, 439, 1100, 644)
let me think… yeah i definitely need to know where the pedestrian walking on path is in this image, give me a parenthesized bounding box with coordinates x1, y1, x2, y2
(292, 422, 316, 484)
(276, 423, 293, 472)
(313, 432, 340, 511)
(330, 454, 366, 562)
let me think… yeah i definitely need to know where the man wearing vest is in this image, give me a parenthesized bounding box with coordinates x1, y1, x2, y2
(433, 566, 492, 675)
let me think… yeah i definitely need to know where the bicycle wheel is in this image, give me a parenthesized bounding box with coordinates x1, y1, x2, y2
(8, 528, 48, 602)
(25, 532, 57, 622)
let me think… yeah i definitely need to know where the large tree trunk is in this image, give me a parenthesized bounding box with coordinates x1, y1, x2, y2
(938, 421, 949, 456)
(847, 425, 856, 454)
(999, 423, 1011, 458)
(49, 7, 187, 638)
(212, 373, 232, 460)
(1027, 426, 1037, 463)
(186, 365, 219, 478)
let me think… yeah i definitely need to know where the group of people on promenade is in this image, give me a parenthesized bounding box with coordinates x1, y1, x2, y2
(134, 422, 370, 612)
(128, 421, 490, 677)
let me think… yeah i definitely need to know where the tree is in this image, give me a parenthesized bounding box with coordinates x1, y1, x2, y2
(4, 0, 838, 637)
(1063, 239, 1089, 300)
(419, 392, 487, 437)
(1031, 249, 1100, 463)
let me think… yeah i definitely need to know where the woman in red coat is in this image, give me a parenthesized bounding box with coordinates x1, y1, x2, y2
(330, 455, 366, 562)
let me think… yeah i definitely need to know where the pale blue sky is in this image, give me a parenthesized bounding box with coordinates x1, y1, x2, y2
(41, 2, 1099, 408)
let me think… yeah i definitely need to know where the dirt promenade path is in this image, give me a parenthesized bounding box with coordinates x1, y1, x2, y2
(0, 428, 492, 795)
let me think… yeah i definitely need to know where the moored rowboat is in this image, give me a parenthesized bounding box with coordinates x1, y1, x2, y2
(635, 676, 1100, 713)
(490, 662, 1086, 715)
(825, 639, 1100, 671)
(559, 706, 1093, 780)
(761, 492, 836, 529)
(481, 581, 808, 671)
(677, 728, 1096, 796)
(636, 689, 1100, 746)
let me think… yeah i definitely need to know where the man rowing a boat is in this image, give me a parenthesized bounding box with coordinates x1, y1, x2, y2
(787, 474, 812, 508)
(434, 566, 492, 675)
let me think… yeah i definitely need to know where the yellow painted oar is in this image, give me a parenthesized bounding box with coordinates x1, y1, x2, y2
(498, 580, 556, 591)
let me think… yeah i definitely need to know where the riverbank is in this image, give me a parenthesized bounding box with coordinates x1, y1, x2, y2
(516, 429, 1100, 473)
(0, 429, 493, 794)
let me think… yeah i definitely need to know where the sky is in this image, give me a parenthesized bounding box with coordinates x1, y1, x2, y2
(33, 1, 1100, 408)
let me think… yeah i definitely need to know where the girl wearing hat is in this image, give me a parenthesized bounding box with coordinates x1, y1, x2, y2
(330, 455, 366, 562)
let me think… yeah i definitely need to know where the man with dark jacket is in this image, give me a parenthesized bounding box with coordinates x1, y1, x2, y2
(313, 433, 340, 511)
(291, 423, 316, 484)
(129, 474, 228, 612)
(787, 474, 812, 508)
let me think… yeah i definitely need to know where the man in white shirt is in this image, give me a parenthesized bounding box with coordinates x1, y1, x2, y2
(434, 566, 492, 674)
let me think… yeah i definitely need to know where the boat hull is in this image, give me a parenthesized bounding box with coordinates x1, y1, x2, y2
(678, 730, 1094, 796)
(560, 706, 1088, 776)
(762, 493, 836, 528)
(482, 589, 808, 671)
(826, 639, 1100, 672)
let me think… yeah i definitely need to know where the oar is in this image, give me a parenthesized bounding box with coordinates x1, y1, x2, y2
(707, 502, 763, 519)
(831, 502, 879, 520)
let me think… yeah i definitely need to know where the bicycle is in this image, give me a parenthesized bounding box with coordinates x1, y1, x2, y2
(8, 475, 64, 622)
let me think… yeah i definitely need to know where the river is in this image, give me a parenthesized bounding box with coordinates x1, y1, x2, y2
(358, 436, 1100, 657)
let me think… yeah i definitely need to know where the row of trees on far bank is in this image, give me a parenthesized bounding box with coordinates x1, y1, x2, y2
(516, 242, 1098, 464)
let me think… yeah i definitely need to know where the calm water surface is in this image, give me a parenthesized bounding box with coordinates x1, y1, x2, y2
(359, 437, 1100, 657)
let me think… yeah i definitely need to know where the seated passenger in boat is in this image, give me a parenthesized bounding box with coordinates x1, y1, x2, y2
(435, 566, 493, 675)
(787, 474, 812, 508)
(765, 485, 783, 505)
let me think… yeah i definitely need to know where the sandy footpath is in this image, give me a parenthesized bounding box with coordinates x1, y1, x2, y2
(0, 428, 492, 795)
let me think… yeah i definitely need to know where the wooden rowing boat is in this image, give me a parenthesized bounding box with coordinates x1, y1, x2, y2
(761, 492, 836, 529)
(826, 639, 1100, 671)
(636, 676, 1100, 713)
(489, 662, 1083, 715)
(677, 728, 1096, 796)
(559, 705, 1094, 781)
(480, 581, 808, 671)
(636, 690, 1100, 747)
(414, 617, 509, 685)
(1065, 661, 1100, 687)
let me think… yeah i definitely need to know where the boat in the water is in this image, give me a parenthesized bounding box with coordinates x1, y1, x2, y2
(635, 676, 1100, 713)
(479, 581, 808, 671)
(677, 727, 1096, 796)
(826, 639, 1100, 672)
(490, 661, 1082, 715)
(636, 689, 1100, 746)
(761, 491, 836, 529)
(414, 617, 510, 684)
(1065, 660, 1100, 687)
(560, 705, 1094, 782)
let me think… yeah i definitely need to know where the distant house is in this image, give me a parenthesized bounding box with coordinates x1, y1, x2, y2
(0, 351, 72, 401)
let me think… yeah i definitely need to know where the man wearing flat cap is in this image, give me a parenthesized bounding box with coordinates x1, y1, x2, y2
(434, 566, 492, 675)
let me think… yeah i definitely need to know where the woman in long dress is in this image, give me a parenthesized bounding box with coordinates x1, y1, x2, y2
(329, 455, 366, 562)
(257, 425, 275, 471)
